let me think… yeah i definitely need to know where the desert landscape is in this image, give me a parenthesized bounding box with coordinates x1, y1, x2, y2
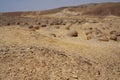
(0, 2, 120, 80)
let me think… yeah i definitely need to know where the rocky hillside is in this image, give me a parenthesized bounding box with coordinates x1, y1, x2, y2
(0, 2, 120, 80)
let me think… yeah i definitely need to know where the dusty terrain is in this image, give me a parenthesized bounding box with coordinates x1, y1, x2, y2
(0, 2, 120, 80)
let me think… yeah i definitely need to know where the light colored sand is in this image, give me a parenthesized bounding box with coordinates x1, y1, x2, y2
(0, 24, 120, 80)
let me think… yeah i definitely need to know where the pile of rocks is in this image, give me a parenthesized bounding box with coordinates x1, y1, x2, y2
(84, 27, 120, 42)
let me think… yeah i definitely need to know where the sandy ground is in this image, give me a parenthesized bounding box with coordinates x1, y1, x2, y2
(0, 4, 120, 79)
(0, 23, 120, 80)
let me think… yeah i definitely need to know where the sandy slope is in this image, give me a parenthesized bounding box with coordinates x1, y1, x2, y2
(0, 25, 120, 80)
(0, 2, 120, 80)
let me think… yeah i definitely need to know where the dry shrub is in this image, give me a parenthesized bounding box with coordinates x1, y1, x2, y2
(67, 30, 78, 37)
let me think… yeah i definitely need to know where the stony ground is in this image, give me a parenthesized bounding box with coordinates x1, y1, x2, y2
(0, 3, 120, 80)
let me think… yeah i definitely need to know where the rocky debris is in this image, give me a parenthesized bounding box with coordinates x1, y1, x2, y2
(0, 17, 85, 27)
(0, 13, 120, 42)
(84, 28, 103, 40)
(0, 46, 119, 80)
(0, 47, 10, 54)
(33, 25, 40, 30)
(109, 31, 120, 41)
(83, 26, 119, 42)
(84, 27, 102, 35)
(48, 19, 66, 26)
(76, 19, 86, 24)
(0, 3, 119, 80)
(28, 25, 40, 31)
(41, 24, 47, 27)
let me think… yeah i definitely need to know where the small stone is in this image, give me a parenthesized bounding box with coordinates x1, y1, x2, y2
(110, 35, 117, 41)
(98, 36, 109, 41)
(85, 30, 92, 35)
(67, 30, 78, 37)
(86, 34, 93, 40)
(41, 24, 47, 27)
(110, 30, 116, 34)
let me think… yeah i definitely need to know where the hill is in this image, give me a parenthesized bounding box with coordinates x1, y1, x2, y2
(0, 2, 120, 80)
